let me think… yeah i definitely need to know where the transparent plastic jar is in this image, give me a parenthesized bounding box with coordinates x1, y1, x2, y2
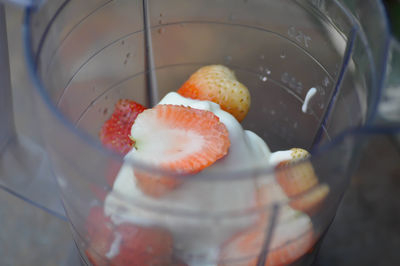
(13, 0, 400, 265)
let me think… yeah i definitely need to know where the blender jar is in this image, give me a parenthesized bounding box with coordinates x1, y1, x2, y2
(14, 0, 400, 265)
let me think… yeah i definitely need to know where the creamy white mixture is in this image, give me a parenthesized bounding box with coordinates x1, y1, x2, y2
(302, 87, 317, 113)
(104, 92, 312, 265)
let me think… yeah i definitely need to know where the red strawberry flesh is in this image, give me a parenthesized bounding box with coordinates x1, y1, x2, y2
(131, 104, 230, 174)
(100, 99, 146, 155)
(85, 206, 174, 266)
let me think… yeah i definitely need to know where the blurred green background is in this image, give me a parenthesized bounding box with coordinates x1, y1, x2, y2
(384, 0, 400, 38)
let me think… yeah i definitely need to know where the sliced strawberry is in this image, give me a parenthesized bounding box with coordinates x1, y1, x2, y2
(135, 171, 181, 198)
(130, 104, 230, 197)
(275, 148, 329, 215)
(260, 231, 315, 266)
(100, 99, 146, 155)
(85, 206, 174, 266)
(178, 65, 251, 122)
(219, 220, 316, 266)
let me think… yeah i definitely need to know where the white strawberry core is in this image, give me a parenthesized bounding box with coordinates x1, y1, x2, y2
(132, 126, 204, 165)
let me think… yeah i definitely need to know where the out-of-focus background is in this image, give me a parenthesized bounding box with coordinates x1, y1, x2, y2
(0, 1, 400, 265)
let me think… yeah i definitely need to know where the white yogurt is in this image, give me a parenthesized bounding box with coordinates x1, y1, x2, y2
(104, 92, 310, 265)
(105, 232, 123, 259)
(269, 150, 293, 166)
(302, 87, 317, 113)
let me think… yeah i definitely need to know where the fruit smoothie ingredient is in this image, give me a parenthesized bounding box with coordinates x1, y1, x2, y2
(93, 65, 329, 266)
(219, 220, 316, 266)
(275, 148, 329, 214)
(85, 206, 174, 266)
(130, 104, 230, 197)
(104, 92, 269, 264)
(178, 65, 250, 122)
(131, 105, 230, 174)
(100, 99, 146, 155)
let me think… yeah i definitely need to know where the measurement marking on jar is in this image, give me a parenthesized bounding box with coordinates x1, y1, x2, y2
(288, 26, 312, 48)
(281, 72, 304, 94)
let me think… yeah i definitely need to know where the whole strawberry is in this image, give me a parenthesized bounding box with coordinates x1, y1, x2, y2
(178, 65, 251, 122)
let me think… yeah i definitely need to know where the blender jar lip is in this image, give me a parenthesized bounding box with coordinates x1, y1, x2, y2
(22, 0, 392, 181)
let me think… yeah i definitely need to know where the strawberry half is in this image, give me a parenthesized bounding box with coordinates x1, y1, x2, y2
(178, 65, 251, 122)
(220, 177, 318, 266)
(130, 104, 230, 197)
(100, 99, 146, 155)
(85, 206, 174, 266)
(219, 221, 316, 266)
(275, 148, 329, 215)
